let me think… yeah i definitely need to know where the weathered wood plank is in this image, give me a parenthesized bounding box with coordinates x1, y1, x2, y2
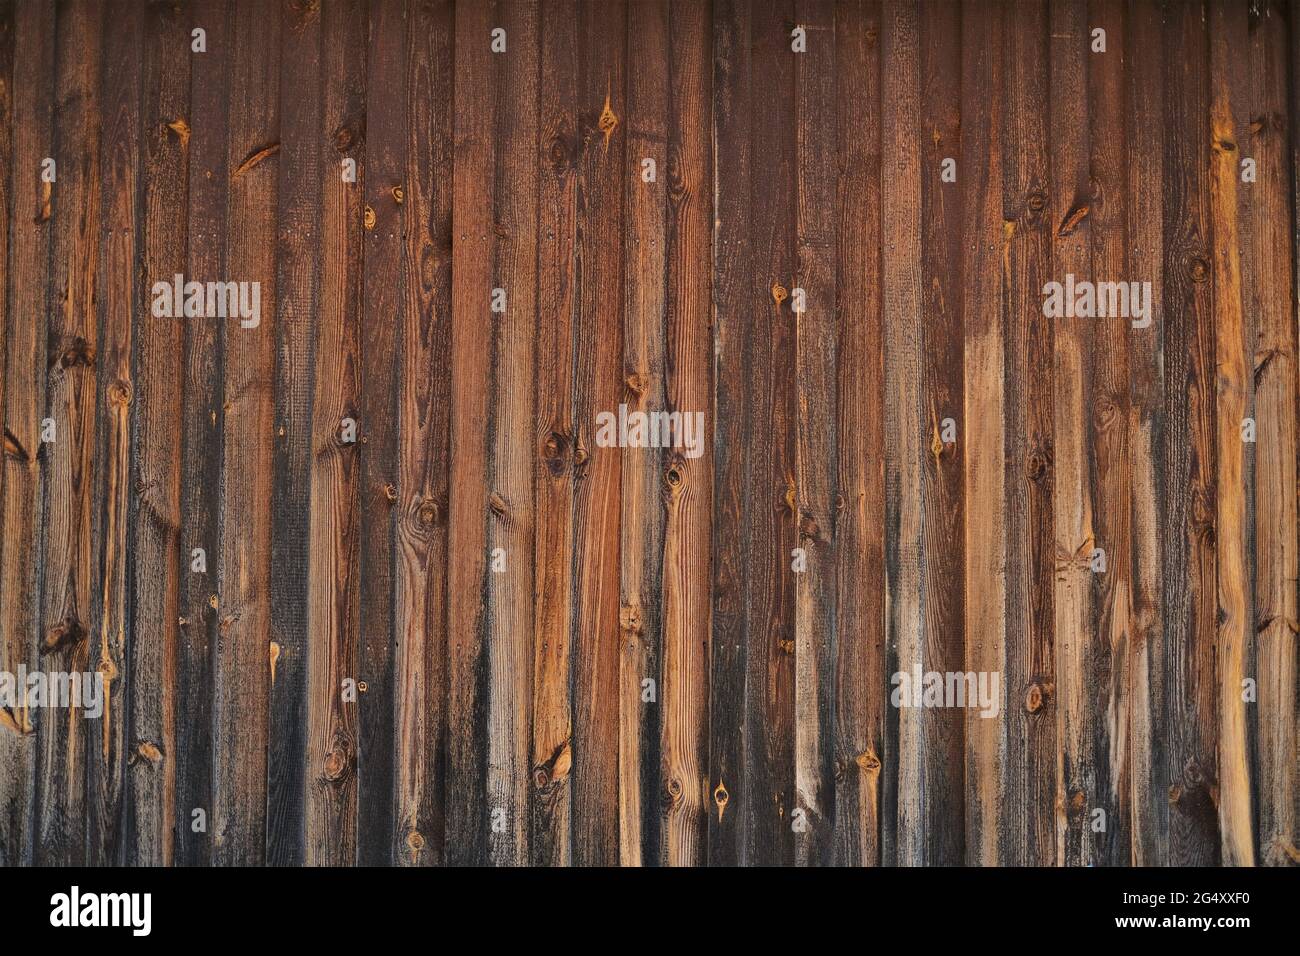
(36, 0, 103, 867)
(1252, 0, 1297, 868)
(531, 0, 578, 869)
(793, 0, 837, 868)
(960, 0, 1005, 867)
(486, 0, 537, 868)
(447, 0, 492, 867)
(1162, 0, 1220, 866)
(832, 0, 886, 868)
(744, 0, 796, 868)
(619, 0, 667, 868)
(919, 0, 965, 866)
(707, 0, 751, 868)
(570, 0, 626, 866)
(392, 0, 453, 869)
(175, 0, 229, 868)
(356, 0, 405, 867)
(661, 0, 712, 868)
(304, 0, 365, 866)
(1209, 0, 1256, 868)
(90, 0, 144, 867)
(1002, 0, 1056, 868)
(0, 0, 54, 868)
(1123, 0, 1167, 869)
(881, 0, 924, 868)
(212, 0, 280, 866)
(126, 0, 190, 868)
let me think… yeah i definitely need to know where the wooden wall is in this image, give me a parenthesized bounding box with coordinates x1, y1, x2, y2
(0, 0, 1296, 867)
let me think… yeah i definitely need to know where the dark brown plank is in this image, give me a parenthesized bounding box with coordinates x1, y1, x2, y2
(212, 0, 280, 866)
(1162, 0, 1220, 867)
(570, 0, 626, 866)
(0, 0, 55, 868)
(393, 0, 453, 869)
(919, 0, 965, 866)
(531, 0, 578, 869)
(832, 0, 886, 868)
(265, 0, 322, 867)
(706, 0, 750, 868)
(660, 0, 712, 868)
(125, 0, 190, 868)
(36, 0, 103, 867)
(89, 0, 143, 866)
(355, 0, 405, 867)
(305, 0, 365, 866)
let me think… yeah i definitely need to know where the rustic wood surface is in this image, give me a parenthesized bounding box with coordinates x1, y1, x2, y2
(0, 0, 1296, 867)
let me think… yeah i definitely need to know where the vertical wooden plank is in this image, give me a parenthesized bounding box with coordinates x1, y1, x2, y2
(532, 0, 577, 869)
(1085, 0, 1133, 867)
(881, 0, 924, 867)
(792, 0, 837, 868)
(1252, 0, 1297, 868)
(212, 0, 280, 866)
(356, 0, 405, 866)
(744, 0, 796, 868)
(176, 0, 228, 868)
(1162, 0, 1219, 866)
(1208, 0, 1256, 867)
(707, 0, 750, 868)
(90, 0, 143, 866)
(486, 0, 537, 868)
(447, 0, 491, 867)
(832, 0, 886, 868)
(618, 0, 667, 869)
(393, 0, 453, 868)
(0, 0, 54, 868)
(1047, 0, 1095, 868)
(126, 0, 190, 868)
(1123, 0, 1167, 868)
(918, 0, 965, 866)
(571, 0, 625, 866)
(266, 0, 321, 867)
(36, 0, 103, 867)
(619, 0, 666, 868)
(305, 0, 365, 867)
(0, 0, 9, 576)
(1001, 0, 1055, 868)
(661, 0, 712, 868)
(960, 0, 1005, 866)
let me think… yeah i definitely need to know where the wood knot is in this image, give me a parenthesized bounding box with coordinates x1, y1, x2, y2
(57, 337, 96, 369)
(1026, 446, 1052, 483)
(1024, 680, 1051, 713)
(134, 741, 164, 767)
(1189, 256, 1210, 283)
(488, 491, 509, 519)
(1026, 190, 1047, 213)
(772, 282, 788, 306)
(364, 205, 376, 230)
(323, 748, 348, 782)
(333, 122, 358, 152)
(667, 778, 684, 803)
(417, 499, 439, 528)
(383, 483, 398, 503)
(664, 462, 684, 489)
(856, 749, 882, 773)
(406, 829, 425, 851)
(42, 616, 87, 656)
(108, 380, 133, 407)
(391, 184, 404, 205)
(713, 780, 730, 821)
(598, 92, 618, 151)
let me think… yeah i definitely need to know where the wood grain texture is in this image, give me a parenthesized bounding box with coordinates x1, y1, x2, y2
(0, 0, 1296, 868)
